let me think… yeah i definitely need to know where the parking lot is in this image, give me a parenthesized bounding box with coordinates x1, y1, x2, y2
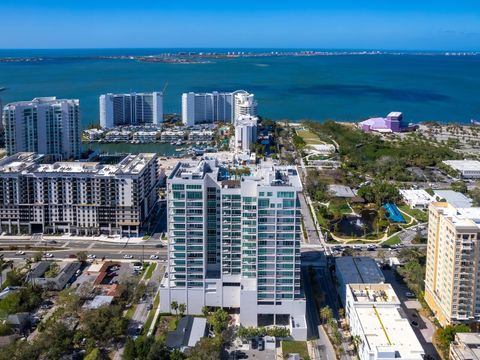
(227, 337, 278, 360)
(228, 348, 276, 360)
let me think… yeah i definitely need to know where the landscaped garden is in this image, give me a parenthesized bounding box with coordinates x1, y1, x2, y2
(282, 340, 309, 359)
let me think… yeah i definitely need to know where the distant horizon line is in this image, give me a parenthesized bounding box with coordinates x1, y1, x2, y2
(0, 47, 479, 52)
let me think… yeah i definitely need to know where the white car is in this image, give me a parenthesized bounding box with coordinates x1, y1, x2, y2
(123, 254, 133, 259)
(16, 250, 26, 255)
(45, 253, 54, 258)
(149, 255, 159, 260)
(87, 254, 96, 259)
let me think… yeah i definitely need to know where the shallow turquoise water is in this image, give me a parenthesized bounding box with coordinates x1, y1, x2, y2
(0, 49, 479, 126)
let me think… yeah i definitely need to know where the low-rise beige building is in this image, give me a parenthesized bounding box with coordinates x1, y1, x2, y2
(450, 333, 480, 360)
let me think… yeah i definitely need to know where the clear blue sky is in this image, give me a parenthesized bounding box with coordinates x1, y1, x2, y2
(2, 0, 480, 50)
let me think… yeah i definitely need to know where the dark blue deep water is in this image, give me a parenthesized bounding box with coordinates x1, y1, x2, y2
(0, 49, 479, 127)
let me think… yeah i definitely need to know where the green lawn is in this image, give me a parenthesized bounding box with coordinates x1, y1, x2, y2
(296, 129, 324, 145)
(155, 315, 178, 342)
(398, 205, 428, 222)
(382, 235, 401, 246)
(144, 262, 157, 281)
(329, 200, 352, 215)
(282, 340, 309, 359)
(125, 304, 137, 320)
(142, 293, 159, 335)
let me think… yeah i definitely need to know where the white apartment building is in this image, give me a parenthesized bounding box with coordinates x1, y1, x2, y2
(188, 130, 214, 143)
(425, 202, 480, 326)
(159, 159, 306, 340)
(105, 130, 131, 142)
(132, 131, 158, 143)
(182, 90, 256, 126)
(99, 92, 163, 128)
(3, 97, 81, 160)
(346, 283, 424, 360)
(0, 152, 163, 236)
(235, 115, 258, 152)
(161, 130, 185, 143)
(234, 92, 257, 119)
(84, 129, 104, 142)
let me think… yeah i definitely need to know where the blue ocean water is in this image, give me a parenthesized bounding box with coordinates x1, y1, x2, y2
(0, 49, 479, 127)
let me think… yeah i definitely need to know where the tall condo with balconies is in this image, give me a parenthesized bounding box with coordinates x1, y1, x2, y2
(159, 158, 306, 339)
(2, 97, 81, 160)
(181, 90, 256, 126)
(99, 92, 163, 128)
(425, 202, 480, 326)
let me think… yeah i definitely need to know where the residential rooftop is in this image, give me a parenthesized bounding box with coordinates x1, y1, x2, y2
(0, 152, 157, 176)
(3, 96, 78, 108)
(433, 190, 473, 208)
(169, 157, 302, 189)
(451, 333, 480, 360)
(431, 202, 480, 229)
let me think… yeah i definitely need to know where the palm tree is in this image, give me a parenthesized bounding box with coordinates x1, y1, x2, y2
(320, 306, 333, 324)
(178, 303, 186, 317)
(201, 306, 210, 318)
(352, 335, 362, 354)
(171, 301, 178, 315)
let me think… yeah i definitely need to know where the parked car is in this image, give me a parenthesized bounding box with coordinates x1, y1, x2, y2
(235, 351, 248, 359)
(123, 254, 133, 259)
(147, 303, 153, 310)
(405, 292, 416, 299)
(75, 269, 82, 276)
(251, 338, 258, 349)
(133, 262, 143, 271)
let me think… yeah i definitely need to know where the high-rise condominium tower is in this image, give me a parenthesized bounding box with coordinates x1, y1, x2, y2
(181, 90, 257, 126)
(159, 159, 307, 340)
(425, 202, 480, 326)
(99, 92, 163, 128)
(2, 97, 81, 160)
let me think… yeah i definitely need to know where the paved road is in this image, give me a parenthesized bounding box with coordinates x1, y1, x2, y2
(0, 247, 168, 262)
(299, 193, 321, 245)
(302, 264, 337, 360)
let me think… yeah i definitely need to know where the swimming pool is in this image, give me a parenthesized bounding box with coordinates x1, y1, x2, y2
(383, 203, 406, 223)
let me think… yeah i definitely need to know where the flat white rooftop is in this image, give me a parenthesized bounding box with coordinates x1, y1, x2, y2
(355, 306, 424, 359)
(400, 189, 434, 203)
(0, 152, 156, 177)
(348, 284, 424, 359)
(443, 160, 480, 172)
(431, 202, 480, 229)
(434, 190, 473, 208)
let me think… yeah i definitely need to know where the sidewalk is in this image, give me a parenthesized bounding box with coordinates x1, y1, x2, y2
(0, 234, 166, 245)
